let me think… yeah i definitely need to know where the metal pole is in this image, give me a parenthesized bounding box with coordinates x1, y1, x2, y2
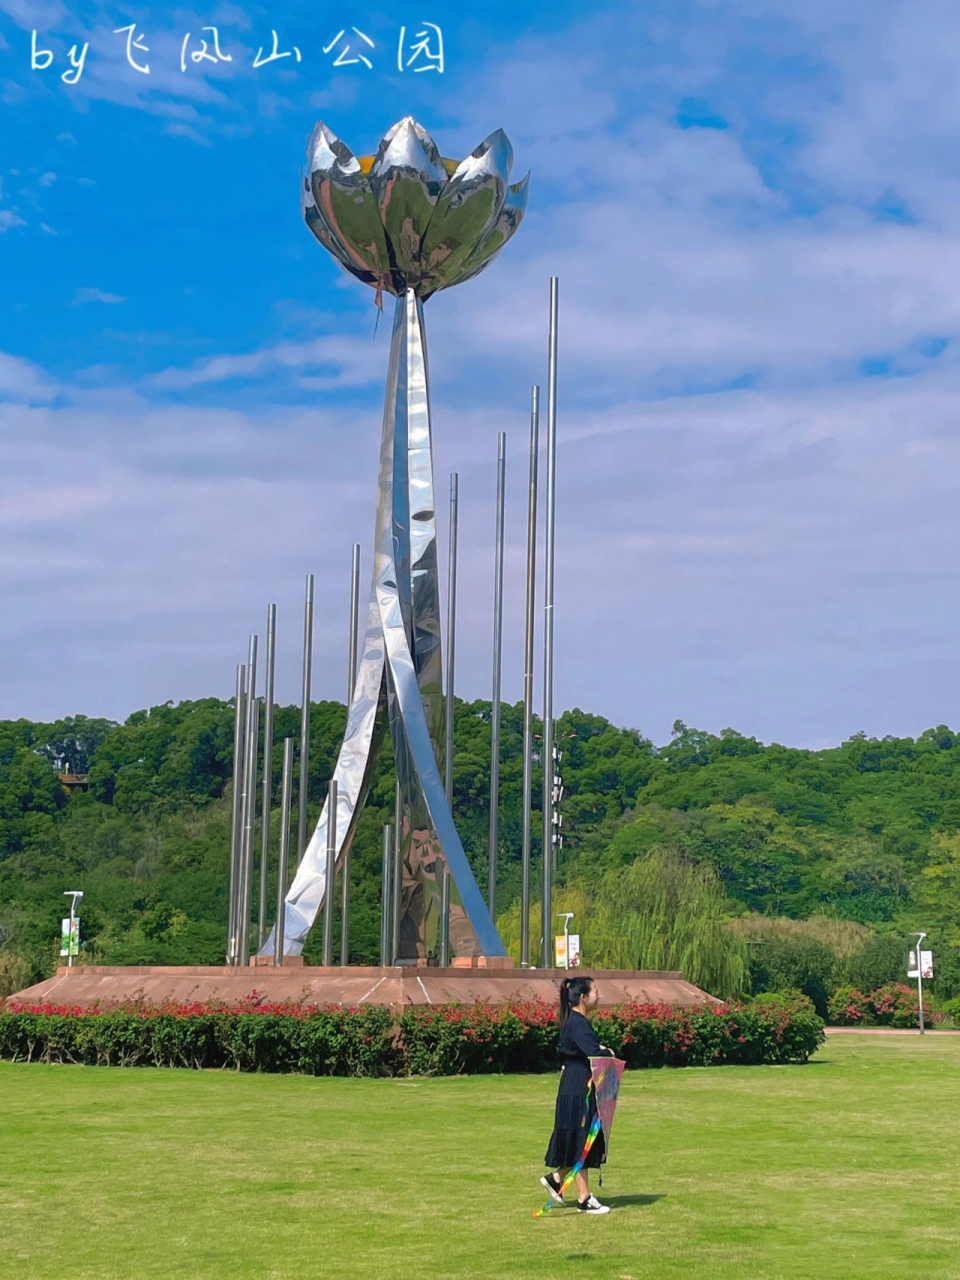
(488, 432, 506, 918)
(297, 573, 314, 863)
(239, 698, 261, 965)
(238, 636, 258, 965)
(322, 779, 338, 966)
(521, 386, 540, 968)
(273, 737, 294, 966)
(348, 544, 360, 710)
(340, 838, 351, 966)
(444, 473, 458, 801)
(541, 277, 559, 967)
(227, 662, 246, 963)
(380, 823, 393, 966)
(391, 777, 402, 963)
(258, 604, 277, 949)
(440, 472, 458, 967)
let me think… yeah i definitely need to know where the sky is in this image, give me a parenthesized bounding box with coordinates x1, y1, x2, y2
(0, 0, 958, 750)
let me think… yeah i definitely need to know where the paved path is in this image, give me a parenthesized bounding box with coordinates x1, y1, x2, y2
(825, 1025, 960, 1035)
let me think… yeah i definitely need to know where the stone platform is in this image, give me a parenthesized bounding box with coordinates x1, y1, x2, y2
(10, 963, 717, 1010)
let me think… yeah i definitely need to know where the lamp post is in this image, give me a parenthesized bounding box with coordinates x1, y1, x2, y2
(909, 931, 928, 1035)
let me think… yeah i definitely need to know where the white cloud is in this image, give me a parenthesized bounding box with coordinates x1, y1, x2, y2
(0, 351, 57, 401)
(0, 339, 958, 748)
(0, 210, 26, 232)
(148, 332, 383, 391)
(0, 0, 67, 28)
(38, 171, 57, 186)
(72, 287, 126, 305)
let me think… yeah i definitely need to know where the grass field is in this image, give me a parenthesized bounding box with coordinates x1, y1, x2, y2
(2, 1035, 959, 1279)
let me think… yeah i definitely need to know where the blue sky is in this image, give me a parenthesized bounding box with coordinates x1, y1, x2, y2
(1, 0, 958, 748)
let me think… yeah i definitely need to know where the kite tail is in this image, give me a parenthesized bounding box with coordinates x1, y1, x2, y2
(535, 1111, 601, 1218)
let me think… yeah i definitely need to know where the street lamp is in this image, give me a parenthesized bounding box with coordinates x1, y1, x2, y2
(62, 890, 83, 969)
(908, 931, 927, 1036)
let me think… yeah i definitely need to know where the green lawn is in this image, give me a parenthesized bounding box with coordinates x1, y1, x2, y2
(2, 1035, 958, 1279)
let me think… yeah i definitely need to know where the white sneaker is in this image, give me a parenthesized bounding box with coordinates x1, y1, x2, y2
(540, 1173, 564, 1205)
(577, 1195, 610, 1214)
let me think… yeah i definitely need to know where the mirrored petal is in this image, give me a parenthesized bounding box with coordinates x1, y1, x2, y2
(426, 172, 530, 296)
(306, 121, 394, 288)
(369, 117, 448, 284)
(419, 129, 514, 292)
(302, 176, 377, 286)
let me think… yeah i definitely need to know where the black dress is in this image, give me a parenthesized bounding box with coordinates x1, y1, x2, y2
(544, 1010, 614, 1170)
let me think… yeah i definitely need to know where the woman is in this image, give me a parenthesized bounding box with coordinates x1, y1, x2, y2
(541, 975, 613, 1214)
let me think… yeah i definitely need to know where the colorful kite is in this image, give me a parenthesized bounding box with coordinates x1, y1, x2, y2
(534, 1056, 626, 1217)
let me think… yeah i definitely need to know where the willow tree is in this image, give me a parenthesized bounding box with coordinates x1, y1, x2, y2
(588, 847, 748, 999)
(494, 847, 747, 1000)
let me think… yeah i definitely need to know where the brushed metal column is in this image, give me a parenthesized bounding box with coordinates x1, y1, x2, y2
(440, 472, 458, 966)
(488, 432, 506, 918)
(541, 278, 559, 967)
(238, 631, 259, 966)
(380, 823, 393, 966)
(521, 386, 539, 968)
(273, 737, 294, 966)
(391, 777, 402, 963)
(258, 604, 276, 948)
(227, 661, 246, 964)
(322, 779, 337, 966)
(239, 698, 261, 965)
(297, 574, 314, 863)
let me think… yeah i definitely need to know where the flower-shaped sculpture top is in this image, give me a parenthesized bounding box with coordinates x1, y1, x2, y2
(302, 117, 529, 300)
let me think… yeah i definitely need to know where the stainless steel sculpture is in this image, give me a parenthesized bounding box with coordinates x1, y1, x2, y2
(297, 575, 314, 862)
(261, 117, 528, 961)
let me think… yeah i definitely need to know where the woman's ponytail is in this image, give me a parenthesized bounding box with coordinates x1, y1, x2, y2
(558, 975, 594, 1024)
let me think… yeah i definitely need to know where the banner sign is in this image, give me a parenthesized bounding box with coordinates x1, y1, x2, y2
(907, 949, 933, 979)
(60, 917, 79, 957)
(554, 934, 581, 967)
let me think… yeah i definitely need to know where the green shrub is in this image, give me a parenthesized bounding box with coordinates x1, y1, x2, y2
(749, 989, 817, 1017)
(841, 936, 905, 993)
(746, 935, 836, 1017)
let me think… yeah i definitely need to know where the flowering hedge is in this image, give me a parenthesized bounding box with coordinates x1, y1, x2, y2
(828, 986, 873, 1026)
(0, 994, 824, 1075)
(826, 983, 940, 1029)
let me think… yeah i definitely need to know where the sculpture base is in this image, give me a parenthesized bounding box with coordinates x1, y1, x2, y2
(10, 964, 717, 1010)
